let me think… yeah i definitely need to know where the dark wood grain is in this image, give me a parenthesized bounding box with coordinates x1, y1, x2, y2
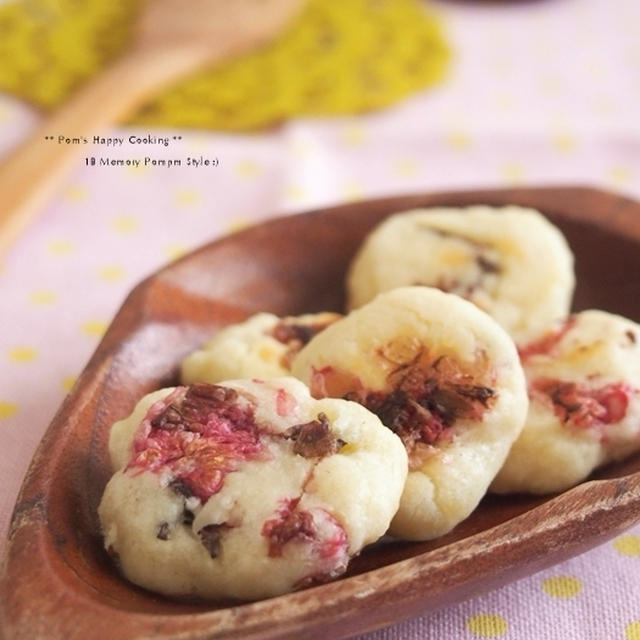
(1, 186, 640, 640)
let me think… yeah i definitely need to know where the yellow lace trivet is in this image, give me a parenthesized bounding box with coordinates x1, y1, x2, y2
(0, 0, 449, 131)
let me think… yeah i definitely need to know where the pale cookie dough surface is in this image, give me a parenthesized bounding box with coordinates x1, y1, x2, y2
(181, 311, 341, 384)
(346, 206, 575, 343)
(492, 310, 640, 495)
(99, 377, 407, 600)
(292, 286, 528, 541)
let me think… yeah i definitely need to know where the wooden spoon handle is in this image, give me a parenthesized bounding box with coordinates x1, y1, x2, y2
(0, 45, 212, 257)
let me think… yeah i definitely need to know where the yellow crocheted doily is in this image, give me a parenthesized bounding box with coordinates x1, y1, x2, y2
(0, 0, 449, 131)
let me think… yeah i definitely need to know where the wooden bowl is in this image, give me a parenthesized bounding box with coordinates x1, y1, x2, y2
(2, 186, 640, 640)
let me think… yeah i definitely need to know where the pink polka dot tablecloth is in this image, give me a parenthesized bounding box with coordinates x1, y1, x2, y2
(1, 0, 640, 638)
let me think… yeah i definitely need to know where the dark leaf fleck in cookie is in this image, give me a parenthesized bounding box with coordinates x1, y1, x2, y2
(272, 322, 317, 346)
(169, 478, 194, 498)
(262, 498, 316, 557)
(198, 523, 228, 558)
(156, 522, 171, 541)
(284, 413, 344, 458)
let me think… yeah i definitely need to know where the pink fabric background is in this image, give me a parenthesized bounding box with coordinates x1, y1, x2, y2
(1, 0, 640, 638)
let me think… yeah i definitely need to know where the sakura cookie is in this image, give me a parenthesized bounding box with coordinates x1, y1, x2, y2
(292, 286, 528, 541)
(98, 377, 407, 600)
(181, 311, 341, 384)
(492, 310, 640, 495)
(346, 206, 575, 343)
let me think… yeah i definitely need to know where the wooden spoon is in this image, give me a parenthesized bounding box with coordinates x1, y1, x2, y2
(0, 0, 305, 257)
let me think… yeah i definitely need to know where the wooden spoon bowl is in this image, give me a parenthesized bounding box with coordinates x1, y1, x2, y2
(1, 186, 640, 639)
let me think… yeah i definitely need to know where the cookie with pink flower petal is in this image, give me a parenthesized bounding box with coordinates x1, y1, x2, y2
(98, 377, 406, 600)
(347, 206, 574, 343)
(492, 310, 640, 494)
(181, 311, 341, 384)
(293, 286, 528, 541)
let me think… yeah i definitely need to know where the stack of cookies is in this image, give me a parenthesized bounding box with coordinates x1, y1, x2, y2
(99, 206, 640, 600)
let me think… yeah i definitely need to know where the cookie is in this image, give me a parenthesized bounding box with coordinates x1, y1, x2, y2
(98, 377, 407, 600)
(346, 206, 575, 343)
(492, 310, 640, 494)
(181, 311, 341, 384)
(292, 286, 528, 540)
